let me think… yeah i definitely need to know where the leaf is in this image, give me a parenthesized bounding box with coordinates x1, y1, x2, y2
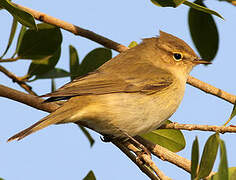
(35, 68, 70, 79)
(83, 171, 96, 180)
(229, 167, 236, 180)
(141, 120, 186, 152)
(217, 139, 229, 180)
(191, 137, 199, 180)
(69, 45, 80, 80)
(197, 133, 219, 179)
(128, 41, 138, 48)
(78, 48, 112, 76)
(224, 103, 236, 126)
(150, 0, 185, 7)
(1, 18, 17, 58)
(12, 25, 27, 58)
(78, 125, 95, 147)
(211, 167, 236, 180)
(27, 47, 61, 78)
(184, 0, 223, 19)
(18, 23, 62, 59)
(188, 0, 219, 62)
(0, 0, 37, 29)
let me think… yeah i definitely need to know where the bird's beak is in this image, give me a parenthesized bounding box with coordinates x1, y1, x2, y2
(193, 58, 212, 65)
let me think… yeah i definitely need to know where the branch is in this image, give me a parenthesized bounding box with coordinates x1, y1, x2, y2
(123, 141, 171, 180)
(12, 3, 128, 53)
(113, 140, 161, 180)
(0, 57, 20, 62)
(0, 84, 59, 112)
(135, 136, 192, 173)
(187, 76, 236, 104)
(11, 2, 236, 105)
(160, 122, 236, 133)
(0, 65, 37, 95)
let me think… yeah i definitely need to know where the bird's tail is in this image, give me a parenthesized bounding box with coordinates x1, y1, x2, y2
(7, 115, 61, 142)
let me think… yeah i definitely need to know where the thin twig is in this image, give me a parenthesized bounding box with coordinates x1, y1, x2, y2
(0, 84, 60, 112)
(187, 76, 236, 104)
(160, 123, 236, 133)
(11, 2, 236, 105)
(0, 57, 20, 62)
(0, 65, 37, 95)
(124, 141, 171, 180)
(113, 140, 160, 180)
(12, 3, 128, 53)
(136, 136, 192, 173)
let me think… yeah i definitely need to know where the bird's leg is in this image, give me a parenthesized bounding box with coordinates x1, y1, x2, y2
(100, 130, 151, 163)
(123, 132, 151, 157)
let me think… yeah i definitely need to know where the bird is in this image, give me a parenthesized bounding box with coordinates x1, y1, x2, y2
(8, 31, 210, 142)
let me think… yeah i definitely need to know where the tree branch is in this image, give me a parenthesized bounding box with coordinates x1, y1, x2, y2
(0, 57, 20, 62)
(187, 76, 236, 104)
(11, 2, 236, 105)
(160, 122, 236, 133)
(123, 141, 171, 180)
(12, 3, 127, 53)
(113, 140, 161, 180)
(0, 84, 59, 112)
(0, 65, 37, 95)
(135, 136, 192, 173)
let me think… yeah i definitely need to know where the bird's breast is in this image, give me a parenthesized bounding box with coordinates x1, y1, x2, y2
(77, 79, 186, 137)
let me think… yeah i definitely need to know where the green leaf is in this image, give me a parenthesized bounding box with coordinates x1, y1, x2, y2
(211, 167, 236, 180)
(229, 167, 236, 180)
(188, 0, 219, 61)
(69, 45, 80, 80)
(12, 25, 27, 58)
(184, 0, 223, 19)
(78, 125, 95, 147)
(197, 133, 219, 179)
(191, 137, 199, 180)
(78, 48, 112, 76)
(83, 171, 96, 180)
(1, 18, 17, 58)
(27, 47, 61, 78)
(141, 120, 186, 152)
(0, 0, 37, 29)
(35, 68, 70, 79)
(218, 139, 229, 180)
(151, 0, 185, 7)
(128, 41, 138, 48)
(224, 103, 236, 126)
(18, 23, 62, 59)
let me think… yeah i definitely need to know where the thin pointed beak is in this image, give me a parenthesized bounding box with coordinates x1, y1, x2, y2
(193, 58, 212, 65)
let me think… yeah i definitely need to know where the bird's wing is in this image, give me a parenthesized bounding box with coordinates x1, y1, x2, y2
(42, 62, 174, 102)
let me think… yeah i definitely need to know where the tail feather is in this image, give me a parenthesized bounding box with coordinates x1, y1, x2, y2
(8, 115, 60, 142)
(8, 97, 82, 142)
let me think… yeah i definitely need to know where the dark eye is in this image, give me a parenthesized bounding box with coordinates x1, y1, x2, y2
(173, 53, 183, 61)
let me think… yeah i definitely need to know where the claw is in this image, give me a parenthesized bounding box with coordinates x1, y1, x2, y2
(100, 135, 114, 142)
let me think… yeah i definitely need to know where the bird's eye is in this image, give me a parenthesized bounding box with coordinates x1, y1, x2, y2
(173, 53, 183, 61)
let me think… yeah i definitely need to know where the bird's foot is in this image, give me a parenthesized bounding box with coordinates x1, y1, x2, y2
(100, 135, 114, 142)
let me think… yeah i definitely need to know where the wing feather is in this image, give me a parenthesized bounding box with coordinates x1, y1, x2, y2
(42, 60, 174, 101)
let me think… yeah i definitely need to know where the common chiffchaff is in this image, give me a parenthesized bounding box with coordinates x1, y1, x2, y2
(8, 31, 210, 142)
